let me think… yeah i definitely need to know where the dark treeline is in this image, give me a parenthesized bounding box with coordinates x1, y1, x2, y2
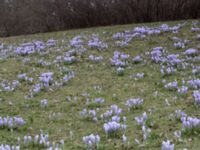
(0, 0, 200, 37)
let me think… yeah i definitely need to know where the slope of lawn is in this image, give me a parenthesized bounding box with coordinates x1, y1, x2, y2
(0, 20, 200, 150)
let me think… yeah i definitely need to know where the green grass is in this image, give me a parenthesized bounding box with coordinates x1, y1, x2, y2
(0, 19, 200, 149)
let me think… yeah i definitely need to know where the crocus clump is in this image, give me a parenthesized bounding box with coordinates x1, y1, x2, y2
(46, 39, 56, 47)
(197, 34, 200, 40)
(133, 73, 145, 80)
(1, 80, 20, 92)
(193, 90, 200, 105)
(112, 32, 124, 40)
(15, 43, 36, 55)
(63, 72, 75, 85)
(93, 98, 105, 104)
(0, 144, 20, 150)
(192, 66, 200, 75)
(116, 67, 125, 76)
(178, 86, 188, 95)
(135, 112, 148, 126)
(174, 42, 185, 49)
(164, 81, 178, 91)
(175, 110, 187, 120)
(103, 121, 121, 134)
(88, 55, 103, 63)
(80, 109, 98, 122)
(160, 66, 176, 76)
(162, 140, 174, 150)
(122, 134, 127, 144)
(35, 41, 46, 50)
(63, 56, 76, 65)
(134, 26, 160, 35)
(39, 72, 54, 87)
(150, 47, 166, 63)
(110, 105, 123, 116)
(70, 36, 84, 48)
(23, 131, 64, 149)
(183, 48, 198, 56)
(110, 51, 129, 67)
(135, 112, 151, 141)
(125, 98, 143, 110)
(82, 134, 100, 149)
(115, 41, 128, 47)
(0, 116, 25, 129)
(14, 40, 50, 56)
(37, 59, 52, 67)
(18, 73, 33, 83)
(166, 54, 182, 66)
(141, 125, 151, 141)
(103, 120, 126, 137)
(0, 43, 4, 50)
(191, 27, 200, 32)
(181, 116, 200, 131)
(88, 35, 108, 50)
(32, 83, 42, 94)
(40, 99, 48, 108)
(132, 55, 143, 63)
(100, 105, 122, 121)
(187, 79, 200, 89)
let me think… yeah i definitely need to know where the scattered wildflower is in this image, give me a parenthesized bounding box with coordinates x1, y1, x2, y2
(162, 140, 174, 150)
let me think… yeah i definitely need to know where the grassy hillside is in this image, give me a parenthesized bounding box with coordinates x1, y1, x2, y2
(0, 20, 200, 150)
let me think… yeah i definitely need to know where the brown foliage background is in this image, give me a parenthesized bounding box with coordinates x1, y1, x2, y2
(0, 0, 199, 37)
